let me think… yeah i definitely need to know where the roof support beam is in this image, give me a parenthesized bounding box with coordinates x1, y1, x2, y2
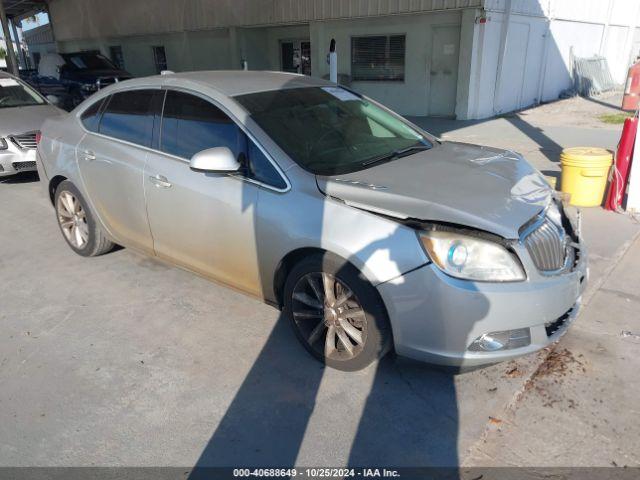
(11, 17, 27, 69)
(0, 0, 19, 74)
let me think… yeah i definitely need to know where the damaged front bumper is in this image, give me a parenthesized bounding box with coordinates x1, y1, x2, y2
(377, 201, 587, 367)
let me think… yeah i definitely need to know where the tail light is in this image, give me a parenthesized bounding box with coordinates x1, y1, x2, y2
(35, 132, 42, 146)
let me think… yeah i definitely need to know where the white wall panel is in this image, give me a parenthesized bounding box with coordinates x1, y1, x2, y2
(541, 19, 603, 101)
(610, 0, 639, 26)
(484, 0, 550, 18)
(603, 25, 633, 82)
(551, 0, 610, 24)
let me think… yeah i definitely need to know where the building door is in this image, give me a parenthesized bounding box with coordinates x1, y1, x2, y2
(281, 40, 311, 75)
(429, 25, 461, 117)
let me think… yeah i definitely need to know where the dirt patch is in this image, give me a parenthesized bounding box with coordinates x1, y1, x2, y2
(534, 348, 586, 379)
(504, 363, 524, 378)
(518, 348, 587, 409)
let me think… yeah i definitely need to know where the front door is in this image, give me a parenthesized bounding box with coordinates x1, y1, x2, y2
(144, 90, 262, 296)
(281, 40, 311, 75)
(429, 25, 461, 117)
(76, 89, 159, 253)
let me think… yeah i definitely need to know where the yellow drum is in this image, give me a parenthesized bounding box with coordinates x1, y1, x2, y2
(560, 147, 613, 207)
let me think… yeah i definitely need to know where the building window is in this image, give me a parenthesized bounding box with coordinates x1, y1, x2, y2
(110, 46, 125, 70)
(351, 35, 406, 82)
(33, 52, 41, 68)
(152, 46, 167, 73)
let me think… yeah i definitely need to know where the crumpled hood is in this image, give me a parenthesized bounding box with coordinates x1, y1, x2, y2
(0, 104, 64, 137)
(316, 141, 552, 239)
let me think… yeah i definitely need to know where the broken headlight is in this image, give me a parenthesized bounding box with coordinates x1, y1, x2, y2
(419, 230, 525, 282)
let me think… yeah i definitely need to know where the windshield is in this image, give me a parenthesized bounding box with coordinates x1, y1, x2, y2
(62, 53, 118, 70)
(0, 77, 46, 109)
(235, 87, 433, 175)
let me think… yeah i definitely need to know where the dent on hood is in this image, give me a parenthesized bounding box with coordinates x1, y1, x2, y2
(467, 149, 521, 165)
(510, 172, 553, 207)
(470, 149, 553, 208)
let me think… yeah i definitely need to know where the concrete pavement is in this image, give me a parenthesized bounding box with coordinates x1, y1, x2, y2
(465, 232, 640, 467)
(1, 94, 639, 468)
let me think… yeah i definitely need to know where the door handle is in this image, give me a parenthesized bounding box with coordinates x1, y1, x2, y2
(149, 174, 172, 189)
(81, 150, 96, 161)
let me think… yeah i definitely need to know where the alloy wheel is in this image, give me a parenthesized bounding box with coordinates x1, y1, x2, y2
(291, 272, 367, 361)
(57, 191, 89, 249)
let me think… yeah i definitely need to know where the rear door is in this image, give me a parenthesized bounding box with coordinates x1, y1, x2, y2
(76, 89, 161, 253)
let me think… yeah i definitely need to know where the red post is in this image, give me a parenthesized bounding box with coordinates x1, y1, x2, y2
(622, 60, 640, 112)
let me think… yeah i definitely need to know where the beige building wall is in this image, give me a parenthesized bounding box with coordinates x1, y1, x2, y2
(48, 0, 481, 117)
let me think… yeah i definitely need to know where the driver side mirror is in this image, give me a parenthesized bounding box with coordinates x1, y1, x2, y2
(190, 147, 241, 174)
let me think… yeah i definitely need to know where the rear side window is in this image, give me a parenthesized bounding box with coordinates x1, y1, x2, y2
(80, 98, 105, 132)
(99, 90, 156, 147)
(161, 90, 242, 159)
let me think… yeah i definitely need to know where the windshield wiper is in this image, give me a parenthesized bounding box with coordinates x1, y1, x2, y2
(361, 144, 431, 167)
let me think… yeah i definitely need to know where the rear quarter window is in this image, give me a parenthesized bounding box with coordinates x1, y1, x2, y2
(80, 98, 105, 132)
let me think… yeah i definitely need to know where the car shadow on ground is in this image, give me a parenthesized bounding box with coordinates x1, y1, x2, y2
(185, 76, 491, 475)
(188, 312, 464, 475)
(187, 234, 488, 475)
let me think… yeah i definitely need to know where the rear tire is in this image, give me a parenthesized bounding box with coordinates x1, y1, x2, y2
(284, 253, 392, 371)
(54, 180, 114, 257)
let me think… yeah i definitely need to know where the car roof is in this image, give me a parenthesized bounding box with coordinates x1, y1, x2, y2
(118, 70, 334, 97)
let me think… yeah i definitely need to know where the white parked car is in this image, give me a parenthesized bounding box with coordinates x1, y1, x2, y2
(0, 71, 64, 178)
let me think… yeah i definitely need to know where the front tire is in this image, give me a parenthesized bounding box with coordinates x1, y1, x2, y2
(54, 180, 114, 257)
(284, 253, 392, 371)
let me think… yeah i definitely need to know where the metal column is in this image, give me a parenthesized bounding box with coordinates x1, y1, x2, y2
(0, 0, 19, 74)
(10, 18, 27, 69)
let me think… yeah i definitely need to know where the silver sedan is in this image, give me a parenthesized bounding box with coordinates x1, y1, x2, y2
(36, 71, 587, 371)
(0, 72, 63, 178)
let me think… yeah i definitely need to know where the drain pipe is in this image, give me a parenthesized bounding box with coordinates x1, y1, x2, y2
(329, 38, 337, 84)
(536, 18, 552, 105)
(492, 0, 513, 115)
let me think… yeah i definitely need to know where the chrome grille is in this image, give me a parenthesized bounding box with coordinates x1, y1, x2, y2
(11, 132, 38, 150)
(523, 217, 568, 272)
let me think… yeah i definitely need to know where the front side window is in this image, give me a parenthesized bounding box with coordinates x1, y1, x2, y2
(161, 91, 242, 159)
(351, 35, 406, 82)
(161, 91, 286, 189)
(235, 86, 431, 176)
(99, 90, 156, 147)
(0, 76, 46, 109)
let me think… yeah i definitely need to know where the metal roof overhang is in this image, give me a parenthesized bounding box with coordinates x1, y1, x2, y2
(2, 0, 47, 21)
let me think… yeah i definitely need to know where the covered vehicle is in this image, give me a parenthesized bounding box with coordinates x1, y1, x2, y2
(0, 72, 64, 178)
(30, 52, 132, 109)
